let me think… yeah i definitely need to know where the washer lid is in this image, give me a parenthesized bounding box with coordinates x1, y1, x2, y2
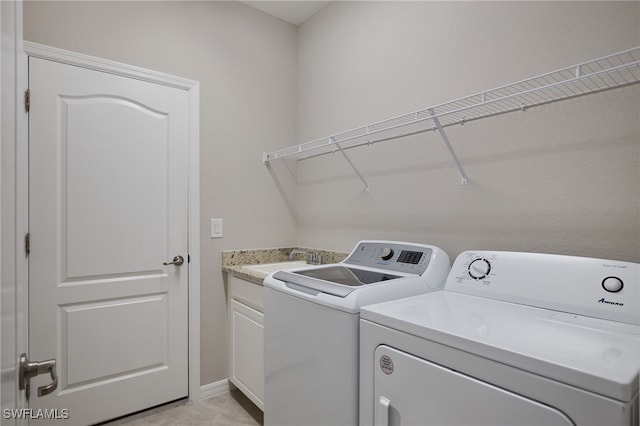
(361, 291, 640, 401)
(294, 265, 401, 285)
(273, 266, 402, 297)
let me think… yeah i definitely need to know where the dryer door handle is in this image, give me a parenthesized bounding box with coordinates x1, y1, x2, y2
(376, 396, 391, 426)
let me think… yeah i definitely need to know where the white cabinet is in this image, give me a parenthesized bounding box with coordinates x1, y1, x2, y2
(227, 275, 264, 410)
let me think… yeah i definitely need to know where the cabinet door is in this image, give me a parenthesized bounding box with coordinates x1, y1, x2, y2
(230, 299, 264, 409)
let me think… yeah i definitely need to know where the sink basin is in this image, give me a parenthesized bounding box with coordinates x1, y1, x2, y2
(242, 261, 308, 275)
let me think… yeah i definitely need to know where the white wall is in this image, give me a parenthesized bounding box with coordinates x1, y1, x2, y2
(23, 1, 298, 385)
(21, 0, 640, 391)
(295, 1, 640, 262)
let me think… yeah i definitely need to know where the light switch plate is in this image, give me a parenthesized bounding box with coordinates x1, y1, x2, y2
(211, 218, 223, 238)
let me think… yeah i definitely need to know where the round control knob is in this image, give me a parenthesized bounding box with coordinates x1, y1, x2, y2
(602, 276, 623, 293)
(381, 248, 394, 260)
(468, 258, 491, 280)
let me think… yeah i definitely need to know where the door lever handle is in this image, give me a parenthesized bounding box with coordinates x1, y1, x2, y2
(19, 353, 58, 399)
(163, 255, 184, 266)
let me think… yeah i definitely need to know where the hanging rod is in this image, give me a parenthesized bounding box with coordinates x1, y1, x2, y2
(264, 46, 640, 166)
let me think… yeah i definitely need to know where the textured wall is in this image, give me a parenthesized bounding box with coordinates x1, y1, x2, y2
(22, 0, 640, 391)
(24, 0, 298, 386)
(295, 1, 640, 262)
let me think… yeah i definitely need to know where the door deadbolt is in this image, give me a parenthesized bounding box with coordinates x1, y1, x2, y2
(163, 255, 184, 266)
(19, 353, 58, 399)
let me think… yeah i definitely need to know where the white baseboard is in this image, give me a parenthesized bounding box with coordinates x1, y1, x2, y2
(195, 379, 231, 401)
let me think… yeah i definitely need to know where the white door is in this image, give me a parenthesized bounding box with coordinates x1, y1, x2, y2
(28, 57, 189, 425)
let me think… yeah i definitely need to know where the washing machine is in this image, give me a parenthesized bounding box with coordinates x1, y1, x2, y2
(263, 240, 450, 426)
(360, 250, 640, 426)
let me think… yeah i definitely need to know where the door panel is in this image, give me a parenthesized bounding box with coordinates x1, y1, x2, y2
(62, 96, 168, 278)
(62, 294, 167, 387)
(29, 57, 188, 425)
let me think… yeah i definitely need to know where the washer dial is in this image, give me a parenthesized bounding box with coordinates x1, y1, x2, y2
(602, 276, 623, 293)
(468, 258, 491, 280)
(381, 248, 394, 260)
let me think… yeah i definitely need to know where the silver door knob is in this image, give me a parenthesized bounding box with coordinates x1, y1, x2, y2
(163, 255, 184, 266)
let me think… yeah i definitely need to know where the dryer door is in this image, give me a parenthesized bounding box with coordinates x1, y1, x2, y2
(373, 346, 573, 426)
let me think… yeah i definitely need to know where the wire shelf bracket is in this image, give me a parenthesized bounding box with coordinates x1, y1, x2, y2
(428, 108, 468, 186)
(331, 137, 370, 194)
(263, 46, 640, 191)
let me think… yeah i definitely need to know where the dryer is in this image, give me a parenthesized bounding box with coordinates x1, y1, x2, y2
(360, 251, 640, 426)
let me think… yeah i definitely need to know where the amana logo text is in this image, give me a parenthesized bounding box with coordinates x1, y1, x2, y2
(598, 298, 624, 307)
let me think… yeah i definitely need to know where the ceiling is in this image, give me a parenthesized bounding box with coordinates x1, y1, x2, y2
(240, 1, 330, 25)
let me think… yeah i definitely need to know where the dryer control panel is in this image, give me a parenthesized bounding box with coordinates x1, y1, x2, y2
(446, 251, 639, 325)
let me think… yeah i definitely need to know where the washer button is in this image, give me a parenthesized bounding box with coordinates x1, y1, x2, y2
(602, 276, 623, 293)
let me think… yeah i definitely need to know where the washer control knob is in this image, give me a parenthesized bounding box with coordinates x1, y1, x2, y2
(469, 258, 491, 280)
(381, 248, 394, 261)
(602, 276, 623, 293)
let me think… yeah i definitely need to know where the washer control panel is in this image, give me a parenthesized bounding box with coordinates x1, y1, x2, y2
(446, 251, 639, 325)
(344, 240, 447, 276)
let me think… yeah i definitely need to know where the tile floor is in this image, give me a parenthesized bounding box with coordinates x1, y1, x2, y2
(110, 389, 263, 426)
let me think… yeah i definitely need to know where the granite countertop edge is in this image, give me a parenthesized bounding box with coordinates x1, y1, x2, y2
(222, 246, 348, 285)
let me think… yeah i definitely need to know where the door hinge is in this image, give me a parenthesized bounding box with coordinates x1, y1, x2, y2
(24, 89, 30, 112)
(25, 233, 30, 256)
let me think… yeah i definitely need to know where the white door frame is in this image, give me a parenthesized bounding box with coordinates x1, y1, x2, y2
(20, 41, 202, 404)
(2, 2, 29, 424)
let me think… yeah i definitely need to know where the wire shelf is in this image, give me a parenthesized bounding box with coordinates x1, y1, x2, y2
(264, 46, 640, 164)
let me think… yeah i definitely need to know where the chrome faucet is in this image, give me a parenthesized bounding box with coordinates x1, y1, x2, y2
(289, 249, 322, 265)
